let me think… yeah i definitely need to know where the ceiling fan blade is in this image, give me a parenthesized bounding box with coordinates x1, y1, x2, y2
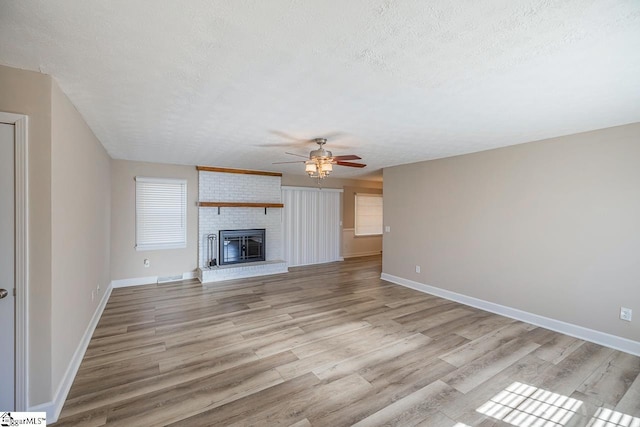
(272, 160, 305, 164)
(269, 130, 304, 142)
(321, 131, 348, 140)
(269, 130, 351, 147)
(256, 142, 301, 147)
(332, 154, 361, 161)
(285, 152, 309, 159)
(268, 131, 321, 145)
(335, 161, 366, 168)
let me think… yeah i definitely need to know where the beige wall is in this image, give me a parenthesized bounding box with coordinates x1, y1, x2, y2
(111, 160, 198, 280)
(0, 65, 53, 405)
(282, 174, 383, 257)
(50, 80, 112, 390)
(0, 65, 113, 406)
(383, 123, 640, 342)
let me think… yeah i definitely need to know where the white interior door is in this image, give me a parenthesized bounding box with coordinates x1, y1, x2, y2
(0, 122, 15, 410)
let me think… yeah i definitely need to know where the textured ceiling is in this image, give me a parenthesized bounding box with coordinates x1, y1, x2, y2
(1, 1, 640, 180)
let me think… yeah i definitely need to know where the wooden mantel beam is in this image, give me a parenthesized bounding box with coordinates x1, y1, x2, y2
(196, 166, 282, 177)
(197, 202, 284, 208)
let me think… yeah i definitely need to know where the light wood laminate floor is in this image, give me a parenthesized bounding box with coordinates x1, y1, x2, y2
(54, 256, 640, 426)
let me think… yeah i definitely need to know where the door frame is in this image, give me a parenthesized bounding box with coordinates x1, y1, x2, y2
(0, 112, 28, 411)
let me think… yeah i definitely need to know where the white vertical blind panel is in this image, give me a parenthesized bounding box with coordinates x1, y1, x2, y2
(136, 177, 187, 250)
(282, 188, 341, 267)
(355, 194, 383, 236)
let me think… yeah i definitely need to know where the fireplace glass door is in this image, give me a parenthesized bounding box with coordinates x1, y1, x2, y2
(219, 229, 266, 265)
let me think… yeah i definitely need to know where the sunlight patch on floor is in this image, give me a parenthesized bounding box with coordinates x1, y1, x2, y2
(477, 382, 582, 426)
(586, 408, 640, 427)
(477, 382, 640, 427)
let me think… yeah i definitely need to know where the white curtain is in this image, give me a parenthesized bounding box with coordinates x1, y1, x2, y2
(282, 187, 342, 267)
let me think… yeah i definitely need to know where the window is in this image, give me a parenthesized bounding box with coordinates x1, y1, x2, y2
(355, 193, 383, 236)
(135, 177, 187, 250)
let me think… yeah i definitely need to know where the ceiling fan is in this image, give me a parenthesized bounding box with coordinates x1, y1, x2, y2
(273, 138, 366, 179)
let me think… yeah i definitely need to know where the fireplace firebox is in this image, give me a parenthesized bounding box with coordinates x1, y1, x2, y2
(219, 229, 266, 265)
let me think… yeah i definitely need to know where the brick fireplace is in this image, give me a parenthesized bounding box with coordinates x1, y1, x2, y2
(197, 167, 287, 283)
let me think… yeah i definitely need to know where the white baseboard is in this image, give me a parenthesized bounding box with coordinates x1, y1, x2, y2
(182, 271, 197, 280)
(29, 269, 196, 421)
(111, 271, 196, 288)
(31, 282, 114, 422)
(28, 401, 53, 420)
(343, 251, 382, 259)
(111, 275, 157, 288)
(380, 273, 640, 357)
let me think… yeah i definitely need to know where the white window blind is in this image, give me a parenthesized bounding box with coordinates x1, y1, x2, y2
(355, 193, 383, 236)
(135, 177, 187, 251)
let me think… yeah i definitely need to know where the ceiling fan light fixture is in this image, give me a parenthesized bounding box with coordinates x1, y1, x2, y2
(305, 161, 317, 175)
(274, 137, 364, 180)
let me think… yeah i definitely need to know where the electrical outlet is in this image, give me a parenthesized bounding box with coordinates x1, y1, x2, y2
(385, 225, 391, 232)
(144, 258, 150, 268)
(620, 307, 632, 322)
(415, 265, 421, 273)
